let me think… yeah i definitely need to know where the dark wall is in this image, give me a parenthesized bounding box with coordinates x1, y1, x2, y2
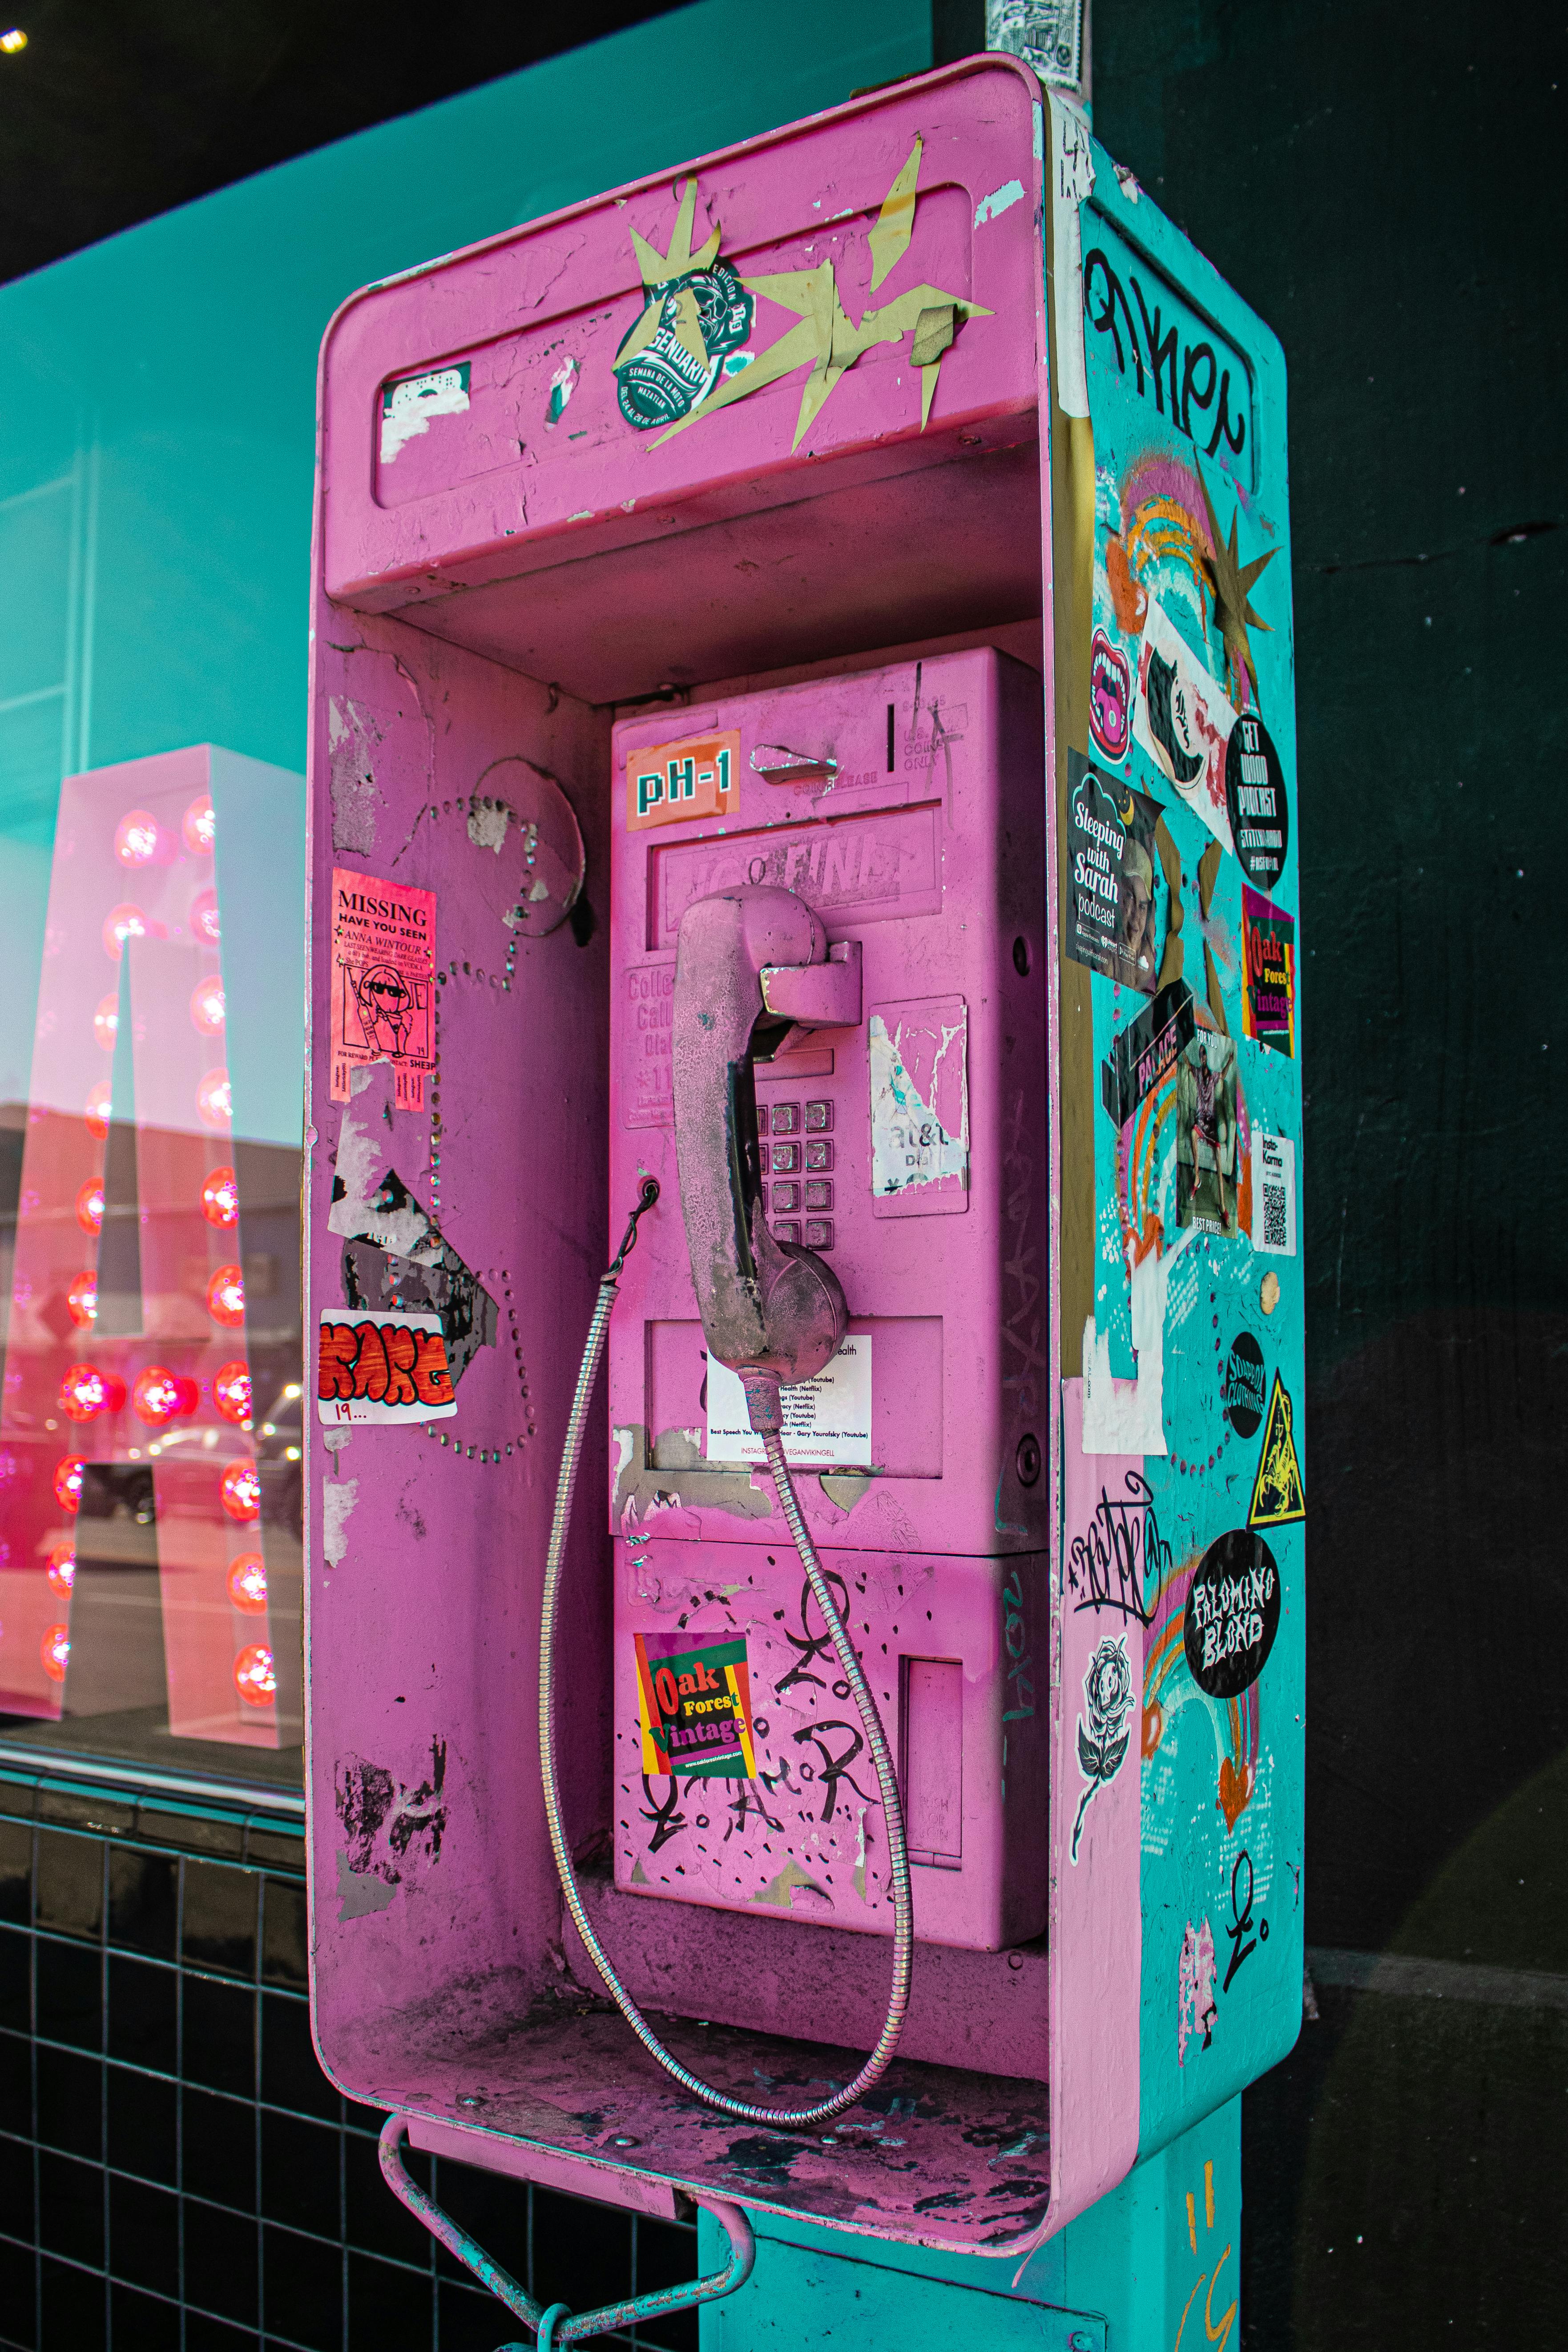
(1083, 0, 1568, 1958)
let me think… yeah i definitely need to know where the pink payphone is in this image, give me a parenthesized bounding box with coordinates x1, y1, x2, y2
(306, 50, 1304, 2341)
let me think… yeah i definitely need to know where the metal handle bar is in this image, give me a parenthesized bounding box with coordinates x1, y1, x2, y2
(378, 2114, 755, 2345)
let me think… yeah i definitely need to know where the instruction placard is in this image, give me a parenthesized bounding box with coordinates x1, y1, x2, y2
(330, 869, 435, 1109)
(705, 1335, 873, 1466)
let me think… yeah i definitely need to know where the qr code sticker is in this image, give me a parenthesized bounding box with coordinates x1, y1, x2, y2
(1252, 1131, 1296, 1256)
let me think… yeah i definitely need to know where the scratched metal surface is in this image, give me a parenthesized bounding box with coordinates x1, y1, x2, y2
(332, 2002, 1051, 2251)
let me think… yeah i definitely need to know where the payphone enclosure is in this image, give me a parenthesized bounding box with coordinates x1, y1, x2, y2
(305, 56, 1305, 2259)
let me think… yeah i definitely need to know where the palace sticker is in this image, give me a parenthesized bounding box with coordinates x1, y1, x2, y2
(317, 1307, 456, 1425)
(634, 1631, 757, 1780)
(1101, 979, 1195, 1129)
(1226, 715, 1290, 892)
(625, 729, 741, 833)
(1242, 886, 1296, 1055)
(705, 1335, 872, 1467)
(1184, 1530, 1281, 1698)
(1065, 751, 1162, 995)
(1248, 1372, 1306, 1529)
(1251, 1129, 1297, 1255)
(330, 870, 435, 1109)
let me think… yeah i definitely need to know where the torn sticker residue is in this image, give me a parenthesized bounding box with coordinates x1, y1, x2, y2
(545, 356, 579, 426)
(333, 1167, 498, 1390)
(327, 697, 385, 856)
(869, 997, 969, 1215)
(380, 364, 470, 464)
(334, 1737, 448, 1912)
(974, 178, 1027, 228)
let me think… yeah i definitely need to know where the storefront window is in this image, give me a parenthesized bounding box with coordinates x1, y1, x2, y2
(0, 745, 304, 1780)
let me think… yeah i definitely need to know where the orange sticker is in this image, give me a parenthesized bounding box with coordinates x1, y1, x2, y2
(625, 729, 741, 832)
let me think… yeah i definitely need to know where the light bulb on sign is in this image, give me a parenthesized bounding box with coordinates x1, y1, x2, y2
(133, 1365, 195, 1427)
(93, 994, 120, 1052)
(114, 810, 160, 866)
(75, 1180, 105, 1237)
(41, 1626, 70, 1684)
(183, 794, 216, 855)
(201, 1165, 239, 1229)
(221, 1458, 261, 1522)
(60, 1363, 124, 1423)
(207, 1264, 245, 1327)
(54, 1456, 85, 1513)
(103, 903, 149, 961)
(188, 886, 220, 946)
(66, 1271, 98, 1329)
(196, 1067, 232, 1131)
(213, 1361, 252, 1426)
(85, 1082, 113, 1142)
(227, 1553, 268, 1613)
(234, 1643, 276, 1706)
(46, 1544, 76, 1599)
(189, 975, 225, 1035)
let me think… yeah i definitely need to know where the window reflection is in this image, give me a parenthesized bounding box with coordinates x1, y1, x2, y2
(0, 746, 303, 1764)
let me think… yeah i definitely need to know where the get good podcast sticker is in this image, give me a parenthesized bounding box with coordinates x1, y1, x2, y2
(1226, 715, 1290, 892)
(330, 870, 435, 1109)
(317, 1307, 456, 1425)
(634, 1631, 757, 1780)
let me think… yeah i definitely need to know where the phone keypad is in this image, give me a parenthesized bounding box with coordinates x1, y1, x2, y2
(760, 1095, 835, 1245)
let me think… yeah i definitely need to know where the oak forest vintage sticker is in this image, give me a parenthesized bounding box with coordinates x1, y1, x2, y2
(634, 1631, 758, 1780)
(330, 870, 435, 1109)
(1242, 885, 1296, 1055)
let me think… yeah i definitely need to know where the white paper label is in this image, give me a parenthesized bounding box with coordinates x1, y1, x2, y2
(1252, 1131, 1297, 1257)
(705, 1336, 873, 1466)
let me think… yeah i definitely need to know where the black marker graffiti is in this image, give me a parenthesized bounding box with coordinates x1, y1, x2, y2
(793, 1720, 875, 1823)
(639, 1772, 689, 1854)
(723, 1783, 783, 1841)
(1001, 1091, 1045, 1428)
(1083, 246, 1246, 465)
(775, 1571, 855, 1699)
(1068, 1471, 1174, 1623)
(1221, 1848, 1269, 1994)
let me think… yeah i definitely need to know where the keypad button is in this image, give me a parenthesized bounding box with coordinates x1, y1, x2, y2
(774, 1220, 801, 1244)
(804, 1179, 833, 1212)
(771, 1102, 801, 1135)
(773, 1182, 800, 1213)
(770, 1141, 800, 1173)
(757, 1103, 770, 1134)
(805, 1138, 834, 1172)
(758, 1184, 768, 1216)
(804, 1219, 834, 1250)
(805, 1099, 833, 1132)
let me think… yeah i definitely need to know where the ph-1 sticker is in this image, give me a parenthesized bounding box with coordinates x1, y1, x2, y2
(705, 1335, 872, 1467)
(330, 870, 435, 1109)
(634, 1631, 757, 1780)
(625, 729, 740, 832)
(317, 1307, 456, 1424)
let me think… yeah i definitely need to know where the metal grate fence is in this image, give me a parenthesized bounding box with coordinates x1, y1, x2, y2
(0, 1768, 697, 2351)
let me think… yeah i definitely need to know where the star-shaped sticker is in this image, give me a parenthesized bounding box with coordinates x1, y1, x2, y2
(1196, 460, 1277, 701)
(651, 140, 989, 451)
(613, 180, 725, 385)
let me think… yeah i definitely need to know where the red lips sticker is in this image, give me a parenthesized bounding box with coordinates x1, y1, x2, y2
(1089, 628, 1132, 761)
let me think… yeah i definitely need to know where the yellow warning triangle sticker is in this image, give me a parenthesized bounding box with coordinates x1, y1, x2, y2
(1248, 1371, 1306, 1529)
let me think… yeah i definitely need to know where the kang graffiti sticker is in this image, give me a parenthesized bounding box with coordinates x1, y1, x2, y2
(1248, 1373, 1306, 1530)
(1226, 715, 1290, 893)
(1133, 598, 1237, 855)
(634, 1630, 757, 1780)
(1066, 751, 1162, 995)
(330, 870, 435, 1109)
(1184, 1530, 1281, 1698)
(1175, 1029, 1242, 1236)
(1242, 886, 1296, 1055)
(1251, 1129, 1297, 1255)
(705, 1336, 872, 1467)
(625, 729, 741, 834)
(317, 1307, 455, 1425)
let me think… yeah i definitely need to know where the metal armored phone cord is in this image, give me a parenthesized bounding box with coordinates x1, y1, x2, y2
(538, 1178, 914, 2126)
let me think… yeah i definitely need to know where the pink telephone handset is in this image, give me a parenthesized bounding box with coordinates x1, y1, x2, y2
(539, 882, 911, 2125)
(669, 886, 851, 1426)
